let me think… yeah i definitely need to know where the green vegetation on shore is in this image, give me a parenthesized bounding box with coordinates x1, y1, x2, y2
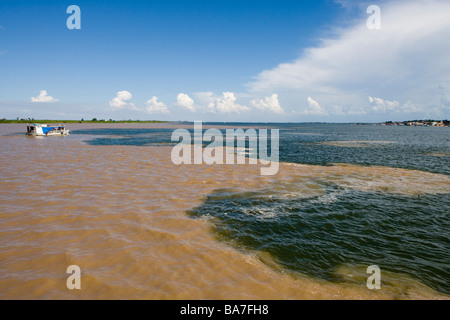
(380, 119, 449, 127)
(0, 118, 168, 124)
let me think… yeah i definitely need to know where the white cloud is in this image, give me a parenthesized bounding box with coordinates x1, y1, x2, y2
(250, 93, 284, 114)
(193, 92, 216, 112)
(369, 96, 399, 112)
(176, 93, 195, 112)
(31, 90, 58, 103)
(369, 96, 422, 114)
(248, 0, 450, 119)
(205, 92, 250, 114)
(303, 97, 327, 116)
(216, 92, 250, 113)
(109, 90, 137, 110)
(145, 96, 169, 114)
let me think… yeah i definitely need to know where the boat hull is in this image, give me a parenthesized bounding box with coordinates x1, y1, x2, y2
(27, 131, 69, 136)
(26, 124, 70, 136)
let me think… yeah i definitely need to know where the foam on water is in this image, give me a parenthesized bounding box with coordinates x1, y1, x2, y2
(189, 162, 450, 297)
(320, 140, 396, 148)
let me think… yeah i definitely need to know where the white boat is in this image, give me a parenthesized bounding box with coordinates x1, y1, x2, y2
(26, 124, 70, 136)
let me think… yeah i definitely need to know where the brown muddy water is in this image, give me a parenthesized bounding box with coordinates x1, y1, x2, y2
(0, 123, 448, 299)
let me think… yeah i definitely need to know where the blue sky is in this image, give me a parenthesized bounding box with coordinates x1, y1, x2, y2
(0, 0, 449, 122)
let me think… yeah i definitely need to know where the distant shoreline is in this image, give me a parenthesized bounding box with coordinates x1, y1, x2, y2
(0, 119, 448, 126)
(0, 119, 169, 124)
(374, 120, 449, 127)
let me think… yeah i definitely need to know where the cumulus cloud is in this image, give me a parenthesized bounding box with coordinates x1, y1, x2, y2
(31, 90, 58, 103)
(248, 0, 450, 119)
(303, 97, 327, 116)
(176, 93, 195, 112)
(192, 92, 216, 112)
(206, 92, 250, 114)
(369, 96, 422, 114)
(145, 96, 169, 114)
(109, 90, 137, 110)
(250, 93, 284, 114)
(369, 96, 400, 112)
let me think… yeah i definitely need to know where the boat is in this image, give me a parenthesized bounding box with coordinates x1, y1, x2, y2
(26, 123, 70, 136)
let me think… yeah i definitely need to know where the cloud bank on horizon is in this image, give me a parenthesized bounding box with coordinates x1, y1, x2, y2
(247, 0, 450, 120)
(4, 0, 450, 122)
(103, 0, 450, 121)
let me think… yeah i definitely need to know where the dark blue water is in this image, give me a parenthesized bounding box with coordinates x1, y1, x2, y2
(277, 123, 450, 176)
(74, 123, 450, 295)
(73, 123, 450, 175)
(188, 188, 450, 295)
(72, 128, 176, 146)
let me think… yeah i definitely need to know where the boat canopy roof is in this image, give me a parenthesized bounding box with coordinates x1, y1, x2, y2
(27, 123, 65, 127)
